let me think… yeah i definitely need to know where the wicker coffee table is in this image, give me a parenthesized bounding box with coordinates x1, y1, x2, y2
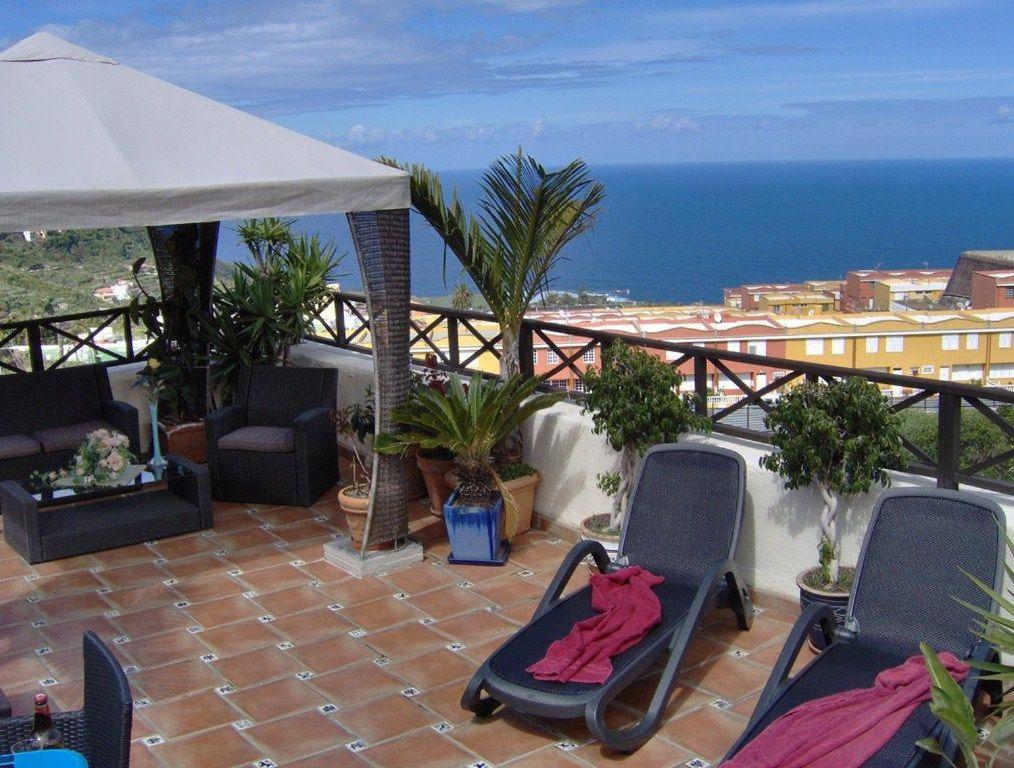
(0, 455, 212, 564)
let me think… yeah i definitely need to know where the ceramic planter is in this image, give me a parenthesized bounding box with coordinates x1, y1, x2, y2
(416, 452, 455, 518)
(445, 470, 541, 537)
(444, 490, 507, 565)
(158, 419, 206, 464)
(580, 514, 622, 556)
(796, 568, 849, 651)
(338, 486, 392, 552)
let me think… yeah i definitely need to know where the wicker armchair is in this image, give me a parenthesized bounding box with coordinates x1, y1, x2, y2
(206, 366, 338, 506)
(0, 632, 131, 768)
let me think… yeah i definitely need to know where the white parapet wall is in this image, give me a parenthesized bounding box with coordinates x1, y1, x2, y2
(128, 341, 1012, 602)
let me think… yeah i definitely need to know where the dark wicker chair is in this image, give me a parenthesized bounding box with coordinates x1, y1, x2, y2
(724, 488, 1005, 768)
(462, 443, 754, 752)
(206, 366, 338, 506)
(0, 366, 140, 483)
(0, 632, 132, 768)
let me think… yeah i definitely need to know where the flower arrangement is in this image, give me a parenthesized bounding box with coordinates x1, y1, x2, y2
(30, 429, 136, 490)
(133, 357, 164, 402)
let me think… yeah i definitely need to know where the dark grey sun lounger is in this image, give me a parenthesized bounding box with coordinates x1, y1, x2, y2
(462, 443, 754, 752)
(724, 487, 1005, 768)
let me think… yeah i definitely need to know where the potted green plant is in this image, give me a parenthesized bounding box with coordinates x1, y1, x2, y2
(581, 341, 711, 553)
(411, 356, 457, 518)
(376, 373, 563, 564)
(761, 376, 905, 648)
(332, 395, 390, 551)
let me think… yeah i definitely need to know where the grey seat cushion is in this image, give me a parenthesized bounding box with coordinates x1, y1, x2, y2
(218, 426, 295, 453)
(33, 421, 118, 453)
(0, 434, 42, 460)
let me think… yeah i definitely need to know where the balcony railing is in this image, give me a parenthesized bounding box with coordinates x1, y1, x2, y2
(4, 295, 1011, 495)
(309, 291, 1014, 495)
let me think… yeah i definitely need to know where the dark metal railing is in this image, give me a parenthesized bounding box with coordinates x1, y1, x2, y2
(0, 306, 148, 374)
(309, 291, 1014, 495)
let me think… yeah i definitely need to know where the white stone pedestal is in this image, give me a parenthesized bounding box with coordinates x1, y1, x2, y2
(323, 537, 424, 578)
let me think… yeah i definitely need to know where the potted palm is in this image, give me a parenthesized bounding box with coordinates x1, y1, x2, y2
(761, 376, 905, 648)
(581, 341, 711, 552)
(376, 373, 563, 564)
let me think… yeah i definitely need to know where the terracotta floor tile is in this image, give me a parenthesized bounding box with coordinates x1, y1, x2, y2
(0, 623, 46, 657)
(271, 606, 353, 644)
(495, 599, 539, 625)
(114, 605, 193, 639)
(661, 706, 747, 761)
(299, 560, 349, 584)
(103, 582, 180, 612)
(32, 554, 101, 576)
(613, 674, 711, 720)
(574, 737, 690, 768)
(0, 654, 52, 688)
(257, 507, 317, 527)
(450, 710, 558, 764)
(283, 541, 331, 564)
(732, 691, 761, 719)
(416, 682, 478, 725)
(271, 519, 333, 544)
(34, 570, 105, 598)
(383, 563, 457, 595)
(0, 578, 41, 601)
(433, 609, 518, 647)
(128, 743, 162, 768)
(406, 585, 489, 620)
(364, 729, 476, 768)
(502, 747, 586, 768)
(391, 648, 476, 690)
(681, 654, 772, 701)
(173, 573, 246, 604)
(198, 618, 282, 656)
(549, 704, 639, 744)
(40, 647, 83, 683)
(253, 585, 329, 618)
(703, 614, 789, 652)
(229, 677, 326, 722)
(336, 693, 437, 743)
(141, 689, 243, 738)
(47, 678, 84, 711)
(163, 554, 232, 581)
(225, 546, 294, 573)
(340, 597, 424, 632)
(185, 594, 264, 628)
(98, 561, 168, 590)
(152, 534, 220, 560)
(436, 562, 508, 584)
(286, 750, 366, 768)
(310, 662, 406, 707)
(211, 646, 304, 688)
(245, 710, 351, 763)
(124, 630, 208, 669)
(90, 544, 156, 569)
(151, 725, 261, 768)
(363, 623, 447, 661)
(209, 511, 263, 534)
(241, 563, 310, 594)
(133, 658, 225, 702)
(37, 591, 112, 620)
(0, 557, 35, 580)
(472, 573, 546, 606)
(509, 543, 569, 573)
(459, 636, 503, 665)
(0, 599, 41, 627)
(289, 634, 373, 674)
(42, 615, 121, 650)
(318, 577, 394, 606)
(215, 527, 281, 552)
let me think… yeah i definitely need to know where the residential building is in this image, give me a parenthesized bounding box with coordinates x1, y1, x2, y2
(871, 276, 949, 309)
(757, 290, 835, 316)
(970, 270, 1014, 309)
(842, 268, 952, 312)
(723, 280, 841, 311)
(944, 251, 1014, 307)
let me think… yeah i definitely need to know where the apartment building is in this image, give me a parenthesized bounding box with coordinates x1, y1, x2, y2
(970, 271, 1014, 309)
(757, 290, 835, 316)
(842, 268, 952, 312)
(724, 280, 840, 312)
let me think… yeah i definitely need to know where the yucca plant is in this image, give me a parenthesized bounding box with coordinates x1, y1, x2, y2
(374, 373, 564, 538)
(920, 521, 1014, 767)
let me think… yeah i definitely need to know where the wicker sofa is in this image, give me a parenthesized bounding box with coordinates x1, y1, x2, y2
(0, 366, 140, 482)
(206, 366, 338, 506)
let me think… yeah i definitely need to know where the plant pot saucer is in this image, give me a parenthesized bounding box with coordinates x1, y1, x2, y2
(447, 541, 511, 567)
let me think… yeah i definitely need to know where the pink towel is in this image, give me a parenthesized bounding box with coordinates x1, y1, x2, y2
(723, 651, 969, 768)
(526, 565, 665, 684)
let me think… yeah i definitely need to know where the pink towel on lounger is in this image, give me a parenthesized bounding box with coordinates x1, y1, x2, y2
(526, 565, 665, 684)
(723, 651, 969, 768)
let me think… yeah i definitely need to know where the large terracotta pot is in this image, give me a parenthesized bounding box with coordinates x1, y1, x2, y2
(338, 486, 393, 551)
(416, 452, 455, 518)
(445, 470, 541, 538)
(158, 420, 206, 464)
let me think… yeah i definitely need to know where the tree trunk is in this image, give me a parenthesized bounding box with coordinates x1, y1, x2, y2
(610, 443, 638, 529)
(496, 324, 523, 461)
(818, 484, 840, 583)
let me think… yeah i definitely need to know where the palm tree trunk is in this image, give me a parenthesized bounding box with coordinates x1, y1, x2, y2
(497, 324, 524, 461)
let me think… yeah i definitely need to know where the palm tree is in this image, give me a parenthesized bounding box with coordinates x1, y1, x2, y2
(451, 283, 474, 310)
(380, 150, 604, 381)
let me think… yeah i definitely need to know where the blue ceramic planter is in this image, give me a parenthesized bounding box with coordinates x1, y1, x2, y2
(443, 490, 504, 563)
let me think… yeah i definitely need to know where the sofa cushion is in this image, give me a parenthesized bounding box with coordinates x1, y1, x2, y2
(218, 426, 295, 454)
(33, 421, 118, 453)
(0, 434, 42, 460)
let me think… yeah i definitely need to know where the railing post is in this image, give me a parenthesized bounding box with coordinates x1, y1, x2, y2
(447, 317, 460, 368)
(519, 322, 535, 378)
(26, 323, 44, 372)
(694, 354, 709, 416)
(937, 393, 961, 489)
(335, 297, 347, 347)
(123, 309, 135, 359)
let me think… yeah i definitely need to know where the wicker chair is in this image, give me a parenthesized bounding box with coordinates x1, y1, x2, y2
(206, 366, 338, 506)
(0, 632, 132, 768)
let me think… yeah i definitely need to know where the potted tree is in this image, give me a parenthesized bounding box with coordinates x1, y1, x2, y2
(332, 395, 391, 551)
(761, 376, 905, 648)
(376, 373, 563, 564)
(581, 341, 711, 552)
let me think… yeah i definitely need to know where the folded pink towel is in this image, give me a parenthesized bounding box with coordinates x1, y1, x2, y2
(526, 565, 665, 684)
(723, 651, 969, 768)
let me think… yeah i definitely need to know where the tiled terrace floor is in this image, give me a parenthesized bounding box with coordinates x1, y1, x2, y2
(0, 492, 803, 768)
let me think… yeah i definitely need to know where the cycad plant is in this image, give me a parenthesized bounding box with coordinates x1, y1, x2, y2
(919, 521, 1014, 766)
(374, 373, 564, 538)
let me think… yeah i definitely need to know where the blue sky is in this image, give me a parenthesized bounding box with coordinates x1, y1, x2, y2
(3, 0, 1011, 168)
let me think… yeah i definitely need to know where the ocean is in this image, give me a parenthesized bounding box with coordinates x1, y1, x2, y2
(215, 158, 1014, 305)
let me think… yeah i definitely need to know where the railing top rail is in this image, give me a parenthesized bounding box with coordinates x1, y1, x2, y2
(329, 290, 1014, 405)
(0, 304, 133, 330)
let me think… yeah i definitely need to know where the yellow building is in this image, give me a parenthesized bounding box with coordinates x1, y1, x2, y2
(758, 291, 835, 316)
(871, 277, 949, 310)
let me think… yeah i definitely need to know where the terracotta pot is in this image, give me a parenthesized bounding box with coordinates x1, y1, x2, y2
(158, 420, 206, 464)
(580, 514, 622, 556)
(416, 452, 455, 518)
(338, 486, 393, 551)
(445, 470, 541, 538)
(796, 568, 850, 652)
